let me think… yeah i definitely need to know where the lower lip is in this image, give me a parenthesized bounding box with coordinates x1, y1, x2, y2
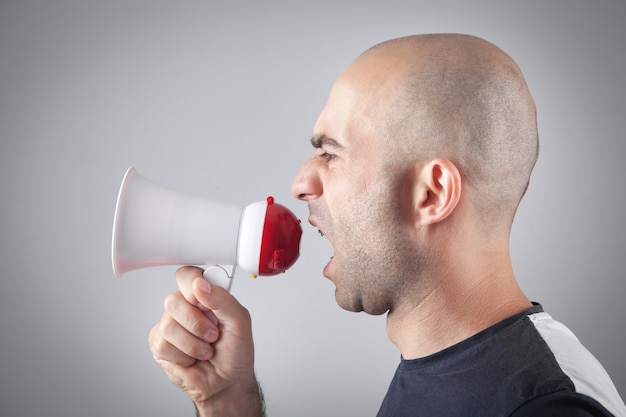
(323, 256, 334, 277)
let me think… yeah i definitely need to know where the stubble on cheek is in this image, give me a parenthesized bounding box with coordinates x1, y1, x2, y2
(330, 198, 404, 314)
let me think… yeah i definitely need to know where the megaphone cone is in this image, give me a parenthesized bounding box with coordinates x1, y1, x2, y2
(111, 168, 302, 291)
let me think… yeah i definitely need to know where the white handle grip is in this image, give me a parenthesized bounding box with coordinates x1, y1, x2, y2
(202, 265, 235, 292)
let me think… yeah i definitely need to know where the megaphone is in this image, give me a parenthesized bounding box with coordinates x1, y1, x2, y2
(111, 167, 302, 291)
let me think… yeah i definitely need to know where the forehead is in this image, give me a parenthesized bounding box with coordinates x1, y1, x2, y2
(313, 50, 409, 146)
(313, 79, 387, 152)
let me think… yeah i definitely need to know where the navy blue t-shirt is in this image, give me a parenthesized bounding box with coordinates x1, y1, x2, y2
(377, 304, 625, 417)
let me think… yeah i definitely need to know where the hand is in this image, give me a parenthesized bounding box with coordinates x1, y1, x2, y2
(149, 266, 264, 416)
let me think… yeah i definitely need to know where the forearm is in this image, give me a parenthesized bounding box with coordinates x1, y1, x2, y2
(193, 381, 266, 417)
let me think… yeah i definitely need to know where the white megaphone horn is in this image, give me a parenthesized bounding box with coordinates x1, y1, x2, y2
(111, 167, 302, 292)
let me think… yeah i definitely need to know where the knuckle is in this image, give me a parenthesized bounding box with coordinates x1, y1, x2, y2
(188, 317, 206, 337)
(159, 314, 177, 336)
(176, 265, 203, 282)
(149, 333, 168, 358)
(163, 292, 179, 313)
(238, 305, 253, 324)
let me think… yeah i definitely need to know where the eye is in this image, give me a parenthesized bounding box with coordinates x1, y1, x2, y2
(320, 151, 336, 161)
(316, 148, 337, 162)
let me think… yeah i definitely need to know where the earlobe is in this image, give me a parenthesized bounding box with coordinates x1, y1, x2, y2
(415, 158, 462, 226)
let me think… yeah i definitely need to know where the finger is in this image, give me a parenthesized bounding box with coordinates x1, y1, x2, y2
(192, 278, 252, 333)
(174, 266, 220, 326)
(175, 266, 205, 306)
(154, 311, 215, 362)
(163, 291, 219, 343)
(148, 320, 197, 367)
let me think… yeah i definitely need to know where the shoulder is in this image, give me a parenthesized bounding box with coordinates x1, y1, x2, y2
(527, 311, 626, 417)
(510, 390, 616, 417)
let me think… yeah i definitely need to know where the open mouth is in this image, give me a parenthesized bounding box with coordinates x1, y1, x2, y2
(312, 224, 334, 277)
(309, 216, 334, 278)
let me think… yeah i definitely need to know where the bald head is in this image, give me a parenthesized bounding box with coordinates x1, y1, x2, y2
(347, 34, 539, 232)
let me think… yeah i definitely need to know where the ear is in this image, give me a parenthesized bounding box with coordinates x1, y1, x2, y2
(414, 158, 462, 226)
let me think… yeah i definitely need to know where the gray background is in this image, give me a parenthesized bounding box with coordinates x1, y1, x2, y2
(1, 1, 624, 416)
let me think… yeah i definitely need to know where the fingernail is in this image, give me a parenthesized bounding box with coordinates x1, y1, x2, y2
(200, 347, 213, 360)
(197, 278, 212, 296)
(204, 329, 218, 343)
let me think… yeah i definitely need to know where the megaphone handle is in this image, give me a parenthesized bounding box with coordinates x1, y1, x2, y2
(203, 265, 235, 292)
(202, 265, 235, 326)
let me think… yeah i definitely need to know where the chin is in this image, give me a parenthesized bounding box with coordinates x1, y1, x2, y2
(362, 305, 391, 316)
(334, 288, 362, 313)
(334, 289, 389, 316)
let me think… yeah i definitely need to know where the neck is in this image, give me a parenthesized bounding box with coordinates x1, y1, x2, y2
(386, 249, 532, 360)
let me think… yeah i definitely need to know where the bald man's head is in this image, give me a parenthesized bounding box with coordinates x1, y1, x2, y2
(351, 34, 539, 232)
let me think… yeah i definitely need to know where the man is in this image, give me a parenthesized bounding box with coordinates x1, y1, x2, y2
(148, 34, 626, 416)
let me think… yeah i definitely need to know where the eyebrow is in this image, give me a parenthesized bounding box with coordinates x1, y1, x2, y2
(310, 134, 344, 150)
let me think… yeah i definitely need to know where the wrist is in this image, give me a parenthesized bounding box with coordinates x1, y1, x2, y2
(194, 380, 265, 417)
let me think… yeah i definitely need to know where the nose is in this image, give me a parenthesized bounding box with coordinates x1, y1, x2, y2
(290, 156, 322, 202)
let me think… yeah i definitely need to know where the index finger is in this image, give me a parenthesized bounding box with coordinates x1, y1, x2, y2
(175, 266, 206, 306)
(175, 266, 220, 325)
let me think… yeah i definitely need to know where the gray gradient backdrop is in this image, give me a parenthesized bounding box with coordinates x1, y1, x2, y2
(1, 1, 624, 416)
